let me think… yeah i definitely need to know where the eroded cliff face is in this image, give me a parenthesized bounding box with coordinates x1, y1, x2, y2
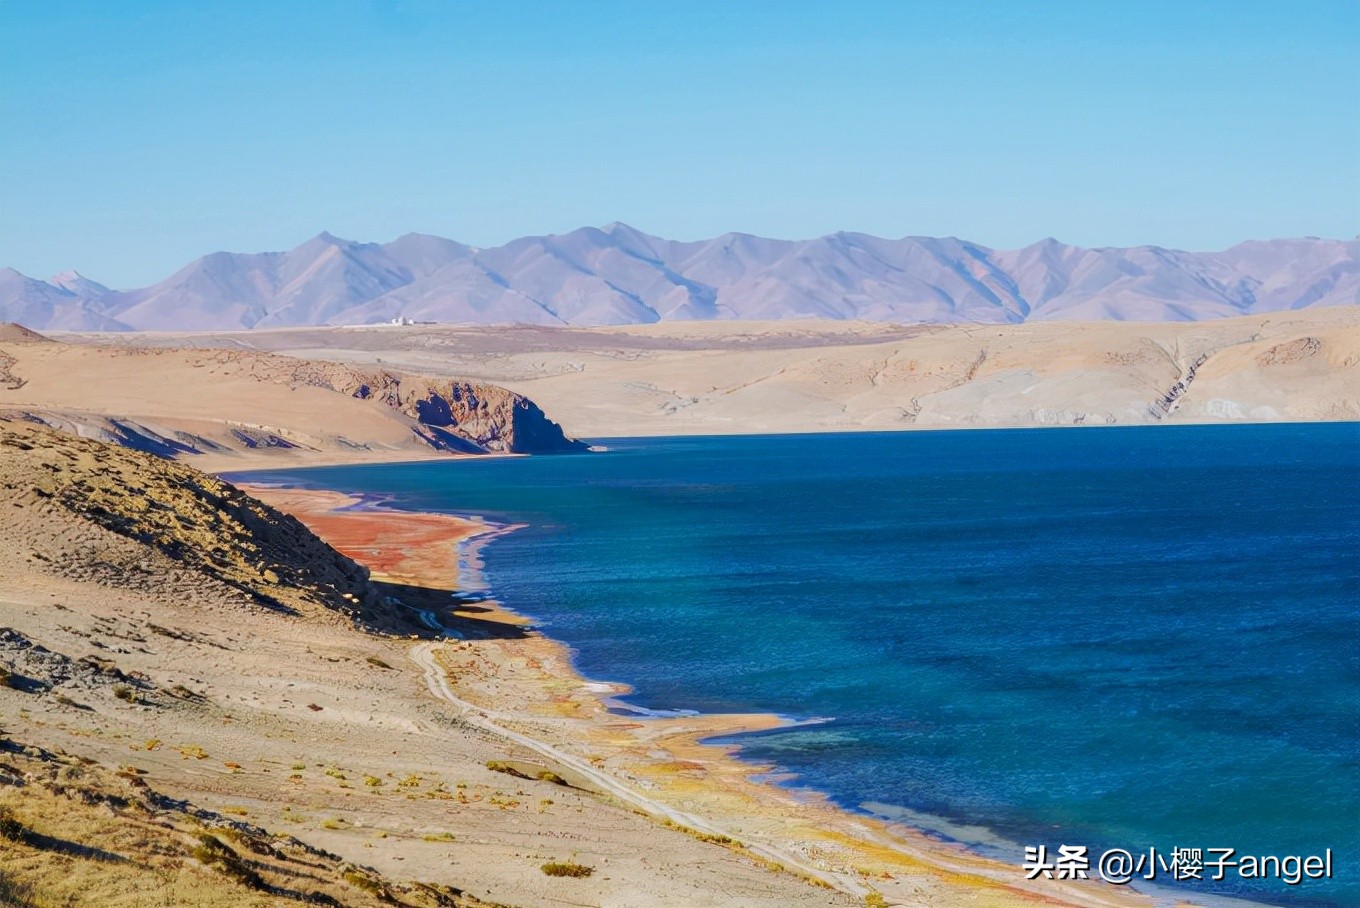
(187, 351, 589, 454)
(328, 369, 589, 454)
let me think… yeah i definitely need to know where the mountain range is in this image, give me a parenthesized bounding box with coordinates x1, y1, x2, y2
(3, 226, 1356, 331)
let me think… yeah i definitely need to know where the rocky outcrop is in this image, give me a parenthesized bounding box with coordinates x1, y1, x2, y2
(1149, 352, 1210, 418)
(348, 375, 587, 451)
(165, 351, 589, 455)
(1256, 336, 1322, 367)
(0, 350, 24, 390)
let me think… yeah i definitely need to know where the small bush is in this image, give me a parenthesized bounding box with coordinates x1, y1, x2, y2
(342, 868, 387, 897)
(694, 831, 735, 845)
(662, 819, 738, 847)
(364, 655, 393, 670)
(0, 870, 34, 908)
(191, 833, 228, 861)
(192, 833, 266, 890)
(422, 832, 456, 842)
(112, 684, 138, 703)
(0, 665, 15, 689)
(865, 893, 889, 908)
(487, 759, 557, 782)
(541, 861, 594, 878)
(0, 807, 28, 842)
(363, 775, 382, 788)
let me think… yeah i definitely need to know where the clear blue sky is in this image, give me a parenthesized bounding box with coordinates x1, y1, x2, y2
(2, 0, 1357, 287)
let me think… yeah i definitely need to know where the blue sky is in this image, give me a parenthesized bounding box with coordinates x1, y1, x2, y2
(2, 0, 1357, 287)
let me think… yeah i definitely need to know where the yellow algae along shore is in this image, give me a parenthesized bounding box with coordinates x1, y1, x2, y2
(239, 480, 1216, 908)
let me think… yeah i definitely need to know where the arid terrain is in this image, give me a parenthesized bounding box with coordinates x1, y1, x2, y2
(50, 306, 1360, 441)
(0, 322, 584, 470)
(2, 309, 1352, 906)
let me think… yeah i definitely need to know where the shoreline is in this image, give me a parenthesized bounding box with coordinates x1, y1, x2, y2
(195, 447, 517, 474)
(238, 478, 1251, 908)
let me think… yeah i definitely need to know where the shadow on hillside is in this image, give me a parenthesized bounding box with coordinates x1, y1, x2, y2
(370, 580, 532, 641)
(9, 827, 128, 865)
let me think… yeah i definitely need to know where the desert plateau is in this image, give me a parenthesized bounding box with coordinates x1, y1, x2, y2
(32, 305, 1360, 442)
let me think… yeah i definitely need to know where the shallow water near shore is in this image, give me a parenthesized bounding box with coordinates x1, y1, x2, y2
(238, 423, 1360, 906)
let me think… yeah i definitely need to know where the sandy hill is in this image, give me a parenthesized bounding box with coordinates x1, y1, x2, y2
(0, 332, 585, 468)
(154, 306, 1359, 437)
(0, 419, 397, 629)
(0, 323, 50, 344)
(0, 420, 493, 905)
(22, 308, 1356, 444)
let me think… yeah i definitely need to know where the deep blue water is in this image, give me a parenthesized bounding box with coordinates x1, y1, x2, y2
(238, 424, 1360, 906)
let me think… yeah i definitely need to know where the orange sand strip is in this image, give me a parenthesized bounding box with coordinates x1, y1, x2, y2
(242, 486, 483, 589)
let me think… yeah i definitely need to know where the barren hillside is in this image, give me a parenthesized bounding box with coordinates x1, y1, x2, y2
(80, 306, 1356, 438)
(0, 419, 395, 628)
(0, 331, 586, 467)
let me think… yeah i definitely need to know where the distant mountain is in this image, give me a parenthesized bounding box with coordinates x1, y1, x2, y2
(0, 268, 130, 331)
(49, 270, 112, 300)
(4, 228, 1356, 331)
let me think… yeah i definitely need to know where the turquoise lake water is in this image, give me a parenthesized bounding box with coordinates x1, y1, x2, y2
(238, 423, 1360, 906)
